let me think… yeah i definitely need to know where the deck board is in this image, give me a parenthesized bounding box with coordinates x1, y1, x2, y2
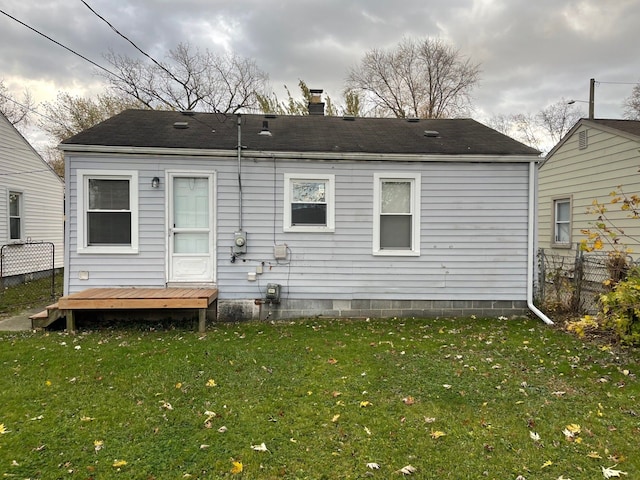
(56, 288, 218, 333)
(58, 288, 218, 309)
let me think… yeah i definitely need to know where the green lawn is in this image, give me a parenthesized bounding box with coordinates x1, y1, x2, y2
(1, 317, 638, 479)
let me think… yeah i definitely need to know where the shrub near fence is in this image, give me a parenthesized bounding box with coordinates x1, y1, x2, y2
(0, 241, 61, 314)
(537, 246, 632, 315)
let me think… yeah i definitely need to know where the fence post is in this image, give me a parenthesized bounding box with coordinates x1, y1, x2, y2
(572, 245, 584, 313)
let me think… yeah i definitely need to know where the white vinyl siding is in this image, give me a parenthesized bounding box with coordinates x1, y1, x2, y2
(0, 113, 64, 271)
(76, 170, 139, 254)
(66, 155, 530, 302)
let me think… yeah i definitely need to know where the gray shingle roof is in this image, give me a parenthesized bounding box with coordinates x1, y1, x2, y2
(61, 109, 540, 156)
(590, 119, 640, 139)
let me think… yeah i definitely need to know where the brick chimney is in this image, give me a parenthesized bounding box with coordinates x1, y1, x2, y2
(308, 89, 325, 115)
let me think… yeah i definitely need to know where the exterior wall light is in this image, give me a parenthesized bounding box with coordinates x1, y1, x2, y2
(151, 177, 160, 188)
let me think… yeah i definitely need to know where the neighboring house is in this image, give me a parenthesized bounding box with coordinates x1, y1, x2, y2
(0, 111, 64, 282)
(538, 119, 640, 260)
(59, 106, 548, 322)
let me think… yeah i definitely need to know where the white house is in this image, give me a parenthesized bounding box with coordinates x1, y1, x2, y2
(58, 107, 549, 322)
(0, 112, 64, 281)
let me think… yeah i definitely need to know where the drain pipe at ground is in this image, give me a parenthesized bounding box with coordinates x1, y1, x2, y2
(527, 161, 554, 325)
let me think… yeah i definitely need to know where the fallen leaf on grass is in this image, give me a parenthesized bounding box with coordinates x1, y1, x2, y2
(430, 430, 446, 439)
(112, 459, 127, 468)
(587, 451, 602, 459)
(206, 379, 217, 387)
(0, 423, 10, 434)
(327, 358, 338, 364)
(218, 426, 228, 433)
(360, 401, 372, 408)
(93, 440, 103, 453)
(602, 466, 628, 478)
(159, 400, 173, 410)
(332, 414, 341, 423)
(366, 462, 380, 470)
(230, 461, 243, 474)
(397, 465, 417, 475)
(542, 460, 553, 468)
(402, 396, 415, 405)
(529, 431, 541, 442)
(251, 442, 269, 452)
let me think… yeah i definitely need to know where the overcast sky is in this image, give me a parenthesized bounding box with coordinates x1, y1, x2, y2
(1, 0, 639, 149)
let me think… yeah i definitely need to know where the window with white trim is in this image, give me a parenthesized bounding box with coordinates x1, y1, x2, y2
(373, 173, 421, 256)
(284, 173, 335, 232)
(553, 197, 571, 246)
(77, 170, 138, 254)
(8, 191, 23, 241)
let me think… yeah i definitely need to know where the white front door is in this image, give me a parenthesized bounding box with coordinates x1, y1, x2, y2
(167, 173, 215, 284)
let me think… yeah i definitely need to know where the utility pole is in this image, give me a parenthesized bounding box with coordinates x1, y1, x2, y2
(588, 78, 595, 120)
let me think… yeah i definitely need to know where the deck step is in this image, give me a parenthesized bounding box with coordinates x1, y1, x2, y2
(29, 303, 64, 329)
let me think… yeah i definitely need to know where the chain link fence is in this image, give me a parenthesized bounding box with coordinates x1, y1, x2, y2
(0, 241, 61, 313)
(537, 246, 632, 315)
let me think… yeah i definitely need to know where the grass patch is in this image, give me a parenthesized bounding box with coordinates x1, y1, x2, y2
(1, 317, 639, 479)
(0, 271, 63, 316)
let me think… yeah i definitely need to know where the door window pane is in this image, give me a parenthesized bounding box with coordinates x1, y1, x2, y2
(174, 178, 209, 228)
(174, 233, 209, 254)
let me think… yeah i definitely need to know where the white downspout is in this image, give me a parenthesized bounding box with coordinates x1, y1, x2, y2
(527, 160, 554, 325)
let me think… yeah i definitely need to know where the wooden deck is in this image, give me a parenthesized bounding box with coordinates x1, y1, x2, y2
(32, 288, 218, 333)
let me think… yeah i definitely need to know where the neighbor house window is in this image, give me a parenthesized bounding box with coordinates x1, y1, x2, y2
(8, 191, 23, 241)
(373, 173, 421, 256)
(284, 173, 335, 232)
(553, 197, 571, 246)
(77, 170, 138, 254)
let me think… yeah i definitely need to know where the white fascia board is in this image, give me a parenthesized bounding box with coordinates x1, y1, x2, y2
(59, 144, 540, 163)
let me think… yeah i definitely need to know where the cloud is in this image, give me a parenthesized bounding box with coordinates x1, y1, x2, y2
(1, 0, 639, 146)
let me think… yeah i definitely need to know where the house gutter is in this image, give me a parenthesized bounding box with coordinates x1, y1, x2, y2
(58, 144, 536, 164)
(527, 160, 554, 325)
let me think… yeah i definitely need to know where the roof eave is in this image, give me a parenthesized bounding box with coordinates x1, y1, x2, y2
(59, 143, 540, 163)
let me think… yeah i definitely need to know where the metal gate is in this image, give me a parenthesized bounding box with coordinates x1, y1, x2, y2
(0, 241, 56, 312)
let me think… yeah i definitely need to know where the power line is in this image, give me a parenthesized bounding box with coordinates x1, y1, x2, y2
(0, 8, 123, 81)
(79, 0, 186, 89)
(0, 92, 58, 124)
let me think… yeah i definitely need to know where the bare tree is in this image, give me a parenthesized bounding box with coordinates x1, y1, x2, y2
(623, 83, 640, 120)
(101, 43, 268, 113)
(39, 92, 146, 177)
(487, 99, 584, 153)
(0, 79, 33, 126)
(346, 37, 481, 119)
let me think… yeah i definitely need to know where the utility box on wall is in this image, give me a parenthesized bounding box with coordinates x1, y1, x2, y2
(266, 283, 281, 303)
(233, 231, 247, 255)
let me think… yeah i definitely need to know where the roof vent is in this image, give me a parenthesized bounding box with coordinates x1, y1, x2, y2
(423, 130, 439, 137)
(264, 113, 277, 119)
(407, 118, 420, 123)
(173, 122, 189, 129)
(181, 110, 195, 116)
(259, 120, 272, 136)
(342, 115, 356, 121)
